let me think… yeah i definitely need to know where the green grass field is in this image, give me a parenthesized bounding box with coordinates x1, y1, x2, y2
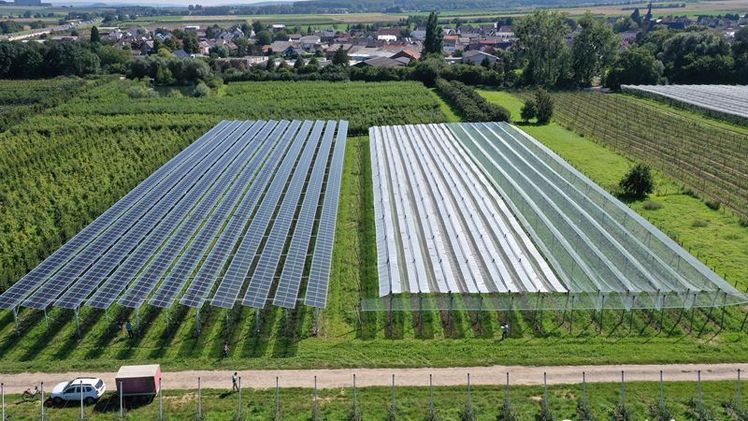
(2, 381, 745, 420)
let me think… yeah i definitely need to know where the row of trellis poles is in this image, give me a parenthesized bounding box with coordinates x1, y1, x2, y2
(0, 369, 743, 420)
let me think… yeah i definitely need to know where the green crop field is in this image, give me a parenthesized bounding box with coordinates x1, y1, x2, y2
(0, 80, 745, 378)
(516, 90, 748, 221)
(2, 381, 745, 420)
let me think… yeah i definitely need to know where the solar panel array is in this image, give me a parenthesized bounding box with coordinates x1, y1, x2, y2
(369, 122, 747, 310)
(0, 120, 348, 312)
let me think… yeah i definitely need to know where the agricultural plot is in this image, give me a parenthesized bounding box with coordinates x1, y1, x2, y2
(0, 120, 347, 316)
(622, 84, 748, 125)
(0, 78, 87, 131)
(543, 91, 748, 220)
(369, 122, 747, 311)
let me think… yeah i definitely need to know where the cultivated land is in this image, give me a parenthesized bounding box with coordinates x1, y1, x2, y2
(0, 80, 745, 380)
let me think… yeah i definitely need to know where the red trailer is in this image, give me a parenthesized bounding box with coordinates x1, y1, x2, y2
(115, 364, 161, 399)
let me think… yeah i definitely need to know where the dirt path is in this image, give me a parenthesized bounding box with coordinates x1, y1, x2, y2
(1, 363, 746, 393)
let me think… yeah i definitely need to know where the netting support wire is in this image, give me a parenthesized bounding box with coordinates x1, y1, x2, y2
(598, 294, 606, 334)
(387, 294, 393, 333)
(741, 309, 748, 332)
(716, 292, 728, 335)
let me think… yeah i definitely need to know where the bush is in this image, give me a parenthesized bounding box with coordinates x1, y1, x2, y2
(126, 85, 156, 98)
(193, 81, 211, 97)
(705, 199, 721, 210)
(534, 88, 554, 124)
(521, 99, 537, 122)
(619, 163, 654, 199)
(686, 398, 715, 421)
(386, 402, 397, 421)
(435, 79, 511, 122)
(346, 402, 362, 421)
(425, 404, 440, 421)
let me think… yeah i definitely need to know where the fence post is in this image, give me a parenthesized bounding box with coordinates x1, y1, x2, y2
(467, 373, 471, 404)
(582, 372, 587, 403)
(353, 374, 357, 408)
(119, 381, 123, 420)
(543, 372, 548, 405)
(504, 372, 510, 406)
(698, 370, 702, 403)
(159, 377, 163, 421)
(659, 370, 665, 406)
(275, 377, 280, 418)
(1, 382, 5, 421)
(620, 371, 625, 405)
(80, 379, 84, 421)
(197, 377, 202, 420)
(41, 382, 45, 421)
(738, 369, 741, 406)
(391, 374, 396, 418)
(238, 376, 242, 419)
(428, 374, 433, 413)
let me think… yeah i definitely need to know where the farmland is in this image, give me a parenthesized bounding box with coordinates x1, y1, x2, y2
(0, 78, 88, 131)
(521, 91, 748, 221)
(0, 80, 743, 388)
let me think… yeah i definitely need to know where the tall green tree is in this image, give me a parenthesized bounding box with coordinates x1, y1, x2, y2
(604, 47, 664, 90)
(332, 45, 349, 66)
(660, 30, 732, 83)
(90, 25, 100, 43)
(514, 10, 570, 86)
(422, 11, 443, 56)
(571, 13, 618, 87)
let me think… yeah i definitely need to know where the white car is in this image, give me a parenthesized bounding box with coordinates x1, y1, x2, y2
(50, 378, 106, 405)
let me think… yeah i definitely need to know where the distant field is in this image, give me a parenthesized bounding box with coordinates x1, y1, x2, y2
(121, 0, 748, 29)
(1, 381, 745, 420)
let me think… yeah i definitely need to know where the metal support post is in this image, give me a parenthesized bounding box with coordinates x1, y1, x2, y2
(428, 374, 433, 412)
(1, 382, 5, 421)
(543, 372, 548, 405)
(274, 377, 280, 417)
(119, 381, 123, 420)
(80, 379, 84, 420)
(659, 370, 665, 407)
(620, 371, 625, 405)
(582, 372, 587, 403)
(159, 377, 163, 421)
(698, 370, 702, 403)
(197, 377, 202, 420)
(738, 369, 742, 406)
(238, 376, 242, 419)
(40, 382, 45, 420)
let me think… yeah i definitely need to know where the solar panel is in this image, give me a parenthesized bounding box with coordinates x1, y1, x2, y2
(113, 121, 286, 309)
(21, 121, 249, 310)
(0, 120, 234, 310)
(272, 121, 337, 308)
(84, 121, 271, 309)
(242, 121, 325, 308)
(145, 121, 294, 309)
(210, 121, 314, 309)
(302, 121, 348, 308)
(53, 121, 261, 309)
(179, 121, 300, 309)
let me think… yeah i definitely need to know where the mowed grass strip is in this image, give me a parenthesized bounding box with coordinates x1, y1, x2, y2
(2, 381, 745, 420)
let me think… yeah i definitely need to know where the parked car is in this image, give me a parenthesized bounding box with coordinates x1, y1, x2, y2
(50, 377, 106, 404)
